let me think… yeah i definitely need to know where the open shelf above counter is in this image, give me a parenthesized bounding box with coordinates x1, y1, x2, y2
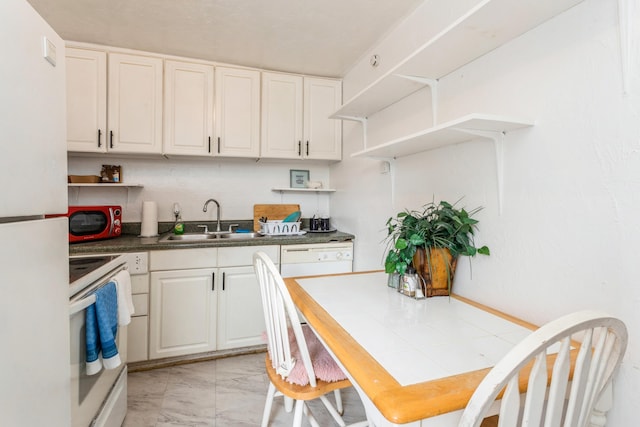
(332, 0, 585, 120)
(67, 183, 144, 205)
(352, 114, 534, 159)
(68, 183, 144, 188)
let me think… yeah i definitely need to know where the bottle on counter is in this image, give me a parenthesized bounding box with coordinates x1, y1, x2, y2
(174, 213, 184, 235)
(402, 266, 418, 297)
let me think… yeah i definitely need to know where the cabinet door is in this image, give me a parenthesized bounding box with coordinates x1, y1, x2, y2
(217, 266, 266, 350)
(66, 48, 107, 153)
(149, 268, 216, 359)
(261, 72, 303, 159)
(108, 53, 163, 154)
(127, 316, 148, 363)
(164, 60, 214, 156)
(304, 77, 342, 161)
(215, 67, 261, 158)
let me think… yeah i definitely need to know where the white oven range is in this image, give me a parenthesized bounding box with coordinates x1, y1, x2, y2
(69, 254, 130, 427)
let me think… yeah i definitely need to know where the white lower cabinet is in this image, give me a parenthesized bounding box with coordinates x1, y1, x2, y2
(217, 265, 266, 350)
(149, 268, 217, 359)
(148, 246, 277, 360)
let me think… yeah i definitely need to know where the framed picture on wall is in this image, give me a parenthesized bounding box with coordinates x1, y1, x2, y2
(290, 169, 310, 188)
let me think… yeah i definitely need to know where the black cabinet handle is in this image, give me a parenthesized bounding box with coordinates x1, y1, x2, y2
(217, 137, 221, 154)
(110, 130, 114, 148)
(212, 272, 215, 291)
(298, 141, 301, 156)
(98, 129, 102, 148)
(222, 272, 226, 291)
(208, 136, 211, 153)
(306, 141, 309, 156)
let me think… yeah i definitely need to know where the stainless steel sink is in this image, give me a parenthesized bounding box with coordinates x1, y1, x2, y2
(219, 232, 263, 239)
(159, 232, 263, 242)
(160, 233, 219, 241)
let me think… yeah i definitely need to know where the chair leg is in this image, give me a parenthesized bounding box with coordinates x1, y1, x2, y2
(335, 389, 344, 415)
(261, 382, 277, 427)
(303, 403, 321, 427)
(284, 395, 294, 413)
(319, 394, 347, 427)
(293, 400, 305, 427)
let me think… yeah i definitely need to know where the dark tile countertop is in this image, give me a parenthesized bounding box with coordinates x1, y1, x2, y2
(69, 220, 355, 255)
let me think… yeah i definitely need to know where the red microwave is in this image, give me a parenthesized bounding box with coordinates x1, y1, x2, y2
(48, 206, 122, 243)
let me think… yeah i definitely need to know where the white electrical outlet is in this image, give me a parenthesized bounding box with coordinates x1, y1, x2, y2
(126, 252, 148, 275)
(380, 160, 391, 174)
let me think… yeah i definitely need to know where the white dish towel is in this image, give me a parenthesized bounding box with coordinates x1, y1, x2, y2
(112, 270, 134, 326)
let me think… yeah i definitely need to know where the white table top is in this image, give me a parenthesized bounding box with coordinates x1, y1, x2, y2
(296, 272, 532, 385)
(289, 271, 538, 425)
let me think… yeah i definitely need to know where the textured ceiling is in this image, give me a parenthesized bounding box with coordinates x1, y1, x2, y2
(27, 0, 423, 77)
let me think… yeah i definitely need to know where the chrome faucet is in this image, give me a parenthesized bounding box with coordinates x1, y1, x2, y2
(202, 198, 221, 232)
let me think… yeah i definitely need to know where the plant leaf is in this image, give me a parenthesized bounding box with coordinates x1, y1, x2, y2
(395, 238, 408, 250)
(477, 246, 490, 255)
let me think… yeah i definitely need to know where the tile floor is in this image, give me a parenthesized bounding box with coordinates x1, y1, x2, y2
(124, 352, 368, 426)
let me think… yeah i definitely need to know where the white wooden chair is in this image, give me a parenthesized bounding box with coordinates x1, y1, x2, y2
(253, 251, 368, 427)
(458, 310, 628, 427)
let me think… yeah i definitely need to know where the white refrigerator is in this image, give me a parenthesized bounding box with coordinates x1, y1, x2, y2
(0, 0, 71, 425)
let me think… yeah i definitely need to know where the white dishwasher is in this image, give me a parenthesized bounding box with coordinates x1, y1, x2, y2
(280, 242, 353, 277)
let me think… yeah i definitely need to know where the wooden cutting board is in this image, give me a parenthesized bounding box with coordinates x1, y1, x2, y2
(253, 204, 300, 231)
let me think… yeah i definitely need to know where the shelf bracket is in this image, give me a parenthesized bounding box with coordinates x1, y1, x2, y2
(395, 75, 438, 124)
(451, 128, 506, 215)
(335, 115, 369, 152)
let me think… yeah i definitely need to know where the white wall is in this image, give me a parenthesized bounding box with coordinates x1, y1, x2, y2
(68, 156, 332, 223)
(332, 0, 639, 425)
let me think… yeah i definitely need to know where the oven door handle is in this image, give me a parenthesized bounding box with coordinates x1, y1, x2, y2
(69, 294, 96, 317)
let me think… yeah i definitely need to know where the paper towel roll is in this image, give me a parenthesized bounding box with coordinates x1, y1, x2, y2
(141, 201, 158, 237)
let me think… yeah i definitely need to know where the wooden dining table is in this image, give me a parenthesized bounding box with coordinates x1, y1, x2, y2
(284, 270, 541, 427)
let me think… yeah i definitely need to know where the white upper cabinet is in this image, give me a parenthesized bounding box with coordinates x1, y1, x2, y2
(163, 60, 215, 156)
(215, 67, 261, 158)
(66, 48, 107, 152)
(66, 49, 163, 154)
(164, 64, 260, 158)
(261, 72, 342, 160)
(108, 53, 163, 154)
(304, 77, 342, 161)
(261, 72, 303, 159)
(66, 45, 342, 161)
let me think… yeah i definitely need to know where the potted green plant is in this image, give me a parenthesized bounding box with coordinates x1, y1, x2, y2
(384, 199, 490, 296)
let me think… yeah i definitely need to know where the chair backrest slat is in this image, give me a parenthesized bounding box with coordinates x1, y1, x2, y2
(254, 251, 318, 387)
(459, 311, 627, 427)
(563, 329, 593, 426)
(543, 337, 571, 427)
(521, 352, 547, 425)
(500, 376, 522, 425)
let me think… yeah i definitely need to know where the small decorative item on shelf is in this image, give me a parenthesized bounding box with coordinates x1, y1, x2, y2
(101, 165, 122, 183)
(290, 169, 310, 188)
(384, 198, 490, 297)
